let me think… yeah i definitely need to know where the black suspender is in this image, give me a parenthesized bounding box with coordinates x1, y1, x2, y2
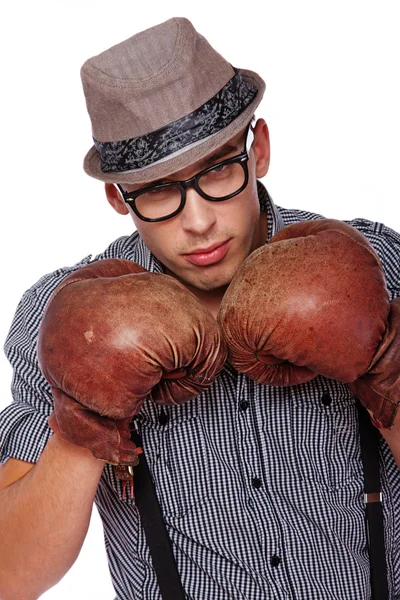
(129, 405, 389, 600)
(357, 401, 389, 600)
(130, 424, 186, 600)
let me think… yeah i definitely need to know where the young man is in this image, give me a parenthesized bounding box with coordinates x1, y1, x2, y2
(0, 17, 399, 600)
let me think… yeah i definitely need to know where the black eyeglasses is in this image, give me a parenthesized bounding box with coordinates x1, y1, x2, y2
(116, 125, 254, 222)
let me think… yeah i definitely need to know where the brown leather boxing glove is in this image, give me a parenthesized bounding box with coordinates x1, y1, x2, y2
(218, 219, 398, 425)
(348, 297, 400, 428)
(38, 258, 227, 465)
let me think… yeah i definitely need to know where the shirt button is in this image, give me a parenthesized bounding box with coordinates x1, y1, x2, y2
(239, 400, 250, 411)
(321, 392, 332, 406)
(252, 477, 262, 489)
(159, 409, 169, 425)
(271, 554, 281, 567)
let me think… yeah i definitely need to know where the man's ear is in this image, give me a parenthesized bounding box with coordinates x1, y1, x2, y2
(105, 183, 129, 215)
(252, 118, 271, 178)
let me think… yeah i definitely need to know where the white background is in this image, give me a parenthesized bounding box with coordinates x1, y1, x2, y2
(1, 1, 399, 598)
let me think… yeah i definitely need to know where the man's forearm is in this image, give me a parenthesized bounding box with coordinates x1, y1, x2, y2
(0, 433, 104, 600)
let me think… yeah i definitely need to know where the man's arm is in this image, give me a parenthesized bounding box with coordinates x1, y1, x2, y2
(0, 433, 104, 600)
(0, 457, 34, 489)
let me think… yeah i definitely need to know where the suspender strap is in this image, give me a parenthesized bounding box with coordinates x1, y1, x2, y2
(130, 404, 389, 599)
(356, 401, 389, 600)
(131, 427, 186, 600)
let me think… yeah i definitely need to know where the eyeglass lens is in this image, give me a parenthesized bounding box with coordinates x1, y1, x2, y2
(135, 161, 246, 220)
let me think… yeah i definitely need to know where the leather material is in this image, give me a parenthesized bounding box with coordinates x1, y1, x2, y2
(38, 258, 227, 464)
(218, 219, 390, 387)
(349, 298, 400, 428)
(48, 394, 140, 466)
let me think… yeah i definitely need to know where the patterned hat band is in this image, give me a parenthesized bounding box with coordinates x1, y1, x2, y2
(93, 69, 258, 175)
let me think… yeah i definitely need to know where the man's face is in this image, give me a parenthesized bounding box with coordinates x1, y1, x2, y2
(108, 119, 270, 297)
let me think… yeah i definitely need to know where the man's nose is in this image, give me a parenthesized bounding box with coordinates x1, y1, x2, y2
(180, 187, 217, 234)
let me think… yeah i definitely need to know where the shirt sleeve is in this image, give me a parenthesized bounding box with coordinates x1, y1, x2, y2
(347, 217, 400, 300)
(0, 258, 92, 464)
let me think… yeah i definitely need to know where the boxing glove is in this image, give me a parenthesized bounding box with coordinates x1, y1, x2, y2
(38, 258, 227, 465)
(218, 219, 399, 426)
(348, 297, 400, 428)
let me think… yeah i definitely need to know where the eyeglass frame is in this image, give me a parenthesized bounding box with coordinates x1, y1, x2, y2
(116, 124, 254, 223)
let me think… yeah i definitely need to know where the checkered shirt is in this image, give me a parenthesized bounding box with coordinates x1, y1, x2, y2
(2, 183, 400, 599)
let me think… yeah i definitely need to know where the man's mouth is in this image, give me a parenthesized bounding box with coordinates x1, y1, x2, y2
(183, 239, 232, 266)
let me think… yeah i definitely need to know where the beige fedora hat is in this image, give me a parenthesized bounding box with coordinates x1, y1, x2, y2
(82, 17, 265, 185)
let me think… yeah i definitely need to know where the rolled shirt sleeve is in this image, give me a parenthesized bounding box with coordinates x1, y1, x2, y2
(1, 257, 92, 464)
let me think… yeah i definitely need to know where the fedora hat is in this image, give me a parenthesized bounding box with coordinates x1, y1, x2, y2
(82, 17, 265, 185)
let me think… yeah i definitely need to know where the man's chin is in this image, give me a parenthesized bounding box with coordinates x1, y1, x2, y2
(177, 268, 238, 295)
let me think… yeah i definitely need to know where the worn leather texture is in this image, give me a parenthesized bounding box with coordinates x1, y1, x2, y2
(38, 258, 227, 464)
(218, 219, 395, 425)
(349, 297, 400, 428)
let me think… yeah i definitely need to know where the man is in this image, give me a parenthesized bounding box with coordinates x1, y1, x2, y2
(0, 16, 399, 600)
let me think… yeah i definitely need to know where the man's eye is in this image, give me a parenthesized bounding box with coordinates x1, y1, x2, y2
(213, 164, 228, 173)
(146, 188, 171, 199)
(206, 163, 234, 179)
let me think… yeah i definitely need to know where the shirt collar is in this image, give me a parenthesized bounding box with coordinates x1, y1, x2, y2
(256, 180, 285, 241)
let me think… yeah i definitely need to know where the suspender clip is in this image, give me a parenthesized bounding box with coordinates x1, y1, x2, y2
(364, 492, 382, 504)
